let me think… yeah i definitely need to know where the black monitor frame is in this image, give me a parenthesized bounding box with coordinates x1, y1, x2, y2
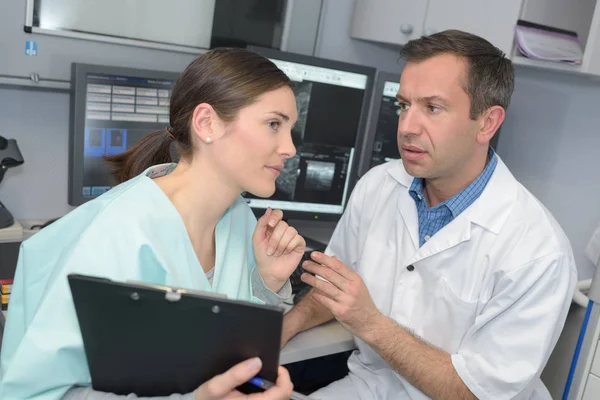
(357, 71, 401, 178)
(68, 63, 180, 206)
(245, 46, 376, 222)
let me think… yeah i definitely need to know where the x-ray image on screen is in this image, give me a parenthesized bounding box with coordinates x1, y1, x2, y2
(305, 160, 335, 191)
(241, 48, 374, 217)
(292, 81, 312, 145)
(275, 154, 300, 199)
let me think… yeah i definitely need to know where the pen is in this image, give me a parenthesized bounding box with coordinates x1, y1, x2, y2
(249, 377, 313, 400)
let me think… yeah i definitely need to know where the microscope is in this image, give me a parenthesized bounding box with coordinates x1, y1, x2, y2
(0, 135, 25, 229)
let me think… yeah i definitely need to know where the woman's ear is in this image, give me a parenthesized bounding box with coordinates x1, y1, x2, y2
(190, 103, 226, 144)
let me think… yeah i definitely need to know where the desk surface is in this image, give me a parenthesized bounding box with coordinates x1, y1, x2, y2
(280, 318, 356, 365)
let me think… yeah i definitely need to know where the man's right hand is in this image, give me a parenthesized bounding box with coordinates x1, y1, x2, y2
(194, 358, 293, 399)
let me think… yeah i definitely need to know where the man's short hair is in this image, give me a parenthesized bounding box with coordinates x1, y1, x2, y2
(399, 30, 515, 119)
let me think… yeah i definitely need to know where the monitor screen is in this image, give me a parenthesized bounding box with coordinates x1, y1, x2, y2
(69, 64, 179, 205)
(244, 47, 375, 221)
(369, 79, 401, 170)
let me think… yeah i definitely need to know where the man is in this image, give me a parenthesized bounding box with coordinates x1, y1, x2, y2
(282, 30, 577, 400)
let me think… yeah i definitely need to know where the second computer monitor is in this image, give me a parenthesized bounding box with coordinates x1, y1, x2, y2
(245, 46, 375, 221)
(358, 71, 402, 177)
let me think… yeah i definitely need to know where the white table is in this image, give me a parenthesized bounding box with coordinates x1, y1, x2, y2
(279, 316, 356, 365)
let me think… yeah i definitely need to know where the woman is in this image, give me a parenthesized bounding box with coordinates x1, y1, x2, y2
(0, 48, 304, 399)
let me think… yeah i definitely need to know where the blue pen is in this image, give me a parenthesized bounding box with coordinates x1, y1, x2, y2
(249, 377, 313, 400)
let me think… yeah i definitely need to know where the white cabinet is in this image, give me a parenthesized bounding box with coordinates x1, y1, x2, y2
(422, 0, 522, 57)
(350, 0, 522, 56)
(351, 0, 428, 46)
(583, 373, 600, 400)
(351, 0, 600, 77)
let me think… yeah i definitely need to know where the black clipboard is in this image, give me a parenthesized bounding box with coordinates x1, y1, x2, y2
(68, 274, 284, 397)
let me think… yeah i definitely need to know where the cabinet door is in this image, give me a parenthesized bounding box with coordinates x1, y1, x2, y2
(582, 1, 600, 76)
(423, 0, 522, 56)
(351, 0, 429, 46)
(583, 373, 600, 400)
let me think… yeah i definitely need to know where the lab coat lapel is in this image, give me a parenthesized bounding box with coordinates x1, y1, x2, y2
(407, 216, 472, 265)
(388, 161, 420, 250)
(396, 190, 420, 250)
(389, 162, 470, 255)
(388, 156, 518, 266)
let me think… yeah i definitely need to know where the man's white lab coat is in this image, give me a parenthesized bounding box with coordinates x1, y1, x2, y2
(315, 156, 577, 400)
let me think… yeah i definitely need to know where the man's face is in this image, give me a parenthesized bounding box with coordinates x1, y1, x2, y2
(396, 54, 482, 181)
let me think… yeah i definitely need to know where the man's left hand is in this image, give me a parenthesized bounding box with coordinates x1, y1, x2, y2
(300, 252, 381, 337)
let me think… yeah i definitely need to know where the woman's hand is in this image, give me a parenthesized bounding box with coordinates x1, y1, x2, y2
(195, 358, 293, 399)
(253, 208, 306, 292)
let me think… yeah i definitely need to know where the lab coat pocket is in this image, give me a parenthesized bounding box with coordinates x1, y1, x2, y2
(423, 277, 478, 353)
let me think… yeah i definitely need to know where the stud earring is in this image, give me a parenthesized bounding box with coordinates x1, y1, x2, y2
(205, 137, 212, 144)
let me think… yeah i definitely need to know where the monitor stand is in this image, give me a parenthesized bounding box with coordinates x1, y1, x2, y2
(0, 201, 14, 229)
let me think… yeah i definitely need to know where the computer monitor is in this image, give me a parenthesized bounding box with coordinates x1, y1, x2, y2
(358, 71, 402, 178)
(245, 46, 376, 222)
(69, 63, 180, 206)
(358, 71, 503, 178)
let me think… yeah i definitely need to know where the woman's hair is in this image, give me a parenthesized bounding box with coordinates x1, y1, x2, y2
(105, 47, 293, 184)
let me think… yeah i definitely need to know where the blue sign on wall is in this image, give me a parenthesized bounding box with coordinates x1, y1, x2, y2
(25, 41, 38, 56)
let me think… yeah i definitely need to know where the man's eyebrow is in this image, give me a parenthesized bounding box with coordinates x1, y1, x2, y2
(396, 94, 450, 106)
(418, 95, 449, 105)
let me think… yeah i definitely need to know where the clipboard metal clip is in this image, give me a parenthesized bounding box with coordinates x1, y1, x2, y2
(165, 289, 182, 302)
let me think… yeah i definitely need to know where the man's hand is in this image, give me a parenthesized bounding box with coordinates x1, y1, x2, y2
(253, 208, 305, 293)
(300, 252, 381, 338)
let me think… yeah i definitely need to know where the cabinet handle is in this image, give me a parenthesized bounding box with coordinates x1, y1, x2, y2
(400, 24, 414, 35)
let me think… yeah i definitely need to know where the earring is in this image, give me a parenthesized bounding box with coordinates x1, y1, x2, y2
(205, 137, 212, 144)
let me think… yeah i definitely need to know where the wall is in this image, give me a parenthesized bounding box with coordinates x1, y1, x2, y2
(314, 0, 405, 73)
(0, 88, 73, 220)
(497, 68, 600, 280)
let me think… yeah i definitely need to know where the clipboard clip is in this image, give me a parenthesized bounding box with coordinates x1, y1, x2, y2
(165, 289, 182, 302)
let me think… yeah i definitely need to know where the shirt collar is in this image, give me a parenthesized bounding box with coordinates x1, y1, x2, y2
(408, 149, 496, 215)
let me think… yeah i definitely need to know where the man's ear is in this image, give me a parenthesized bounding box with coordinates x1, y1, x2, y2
(477, 105, 505, 145)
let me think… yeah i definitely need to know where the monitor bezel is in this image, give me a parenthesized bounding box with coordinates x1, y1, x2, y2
(68, 63, 180, 206)
(356, 70, 401, 179)
(245, 46, 376, 222)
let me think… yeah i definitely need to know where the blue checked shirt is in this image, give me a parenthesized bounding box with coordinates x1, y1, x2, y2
(409, 148, 498, 247)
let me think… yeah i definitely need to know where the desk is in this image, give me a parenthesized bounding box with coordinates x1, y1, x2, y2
(280, 320, 356, 365)
(279, 301, 356, 365)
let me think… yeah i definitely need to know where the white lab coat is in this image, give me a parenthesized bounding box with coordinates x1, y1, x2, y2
(313, 157, 577, 400)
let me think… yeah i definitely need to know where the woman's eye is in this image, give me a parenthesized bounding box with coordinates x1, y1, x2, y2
(269, 121, 280, 130)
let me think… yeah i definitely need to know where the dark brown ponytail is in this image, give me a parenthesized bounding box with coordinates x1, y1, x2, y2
(105, 47, 292, 184)
(105, 129, 173, 184)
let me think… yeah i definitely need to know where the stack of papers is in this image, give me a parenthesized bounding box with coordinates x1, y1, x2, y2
(514, 20, 583, 64)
